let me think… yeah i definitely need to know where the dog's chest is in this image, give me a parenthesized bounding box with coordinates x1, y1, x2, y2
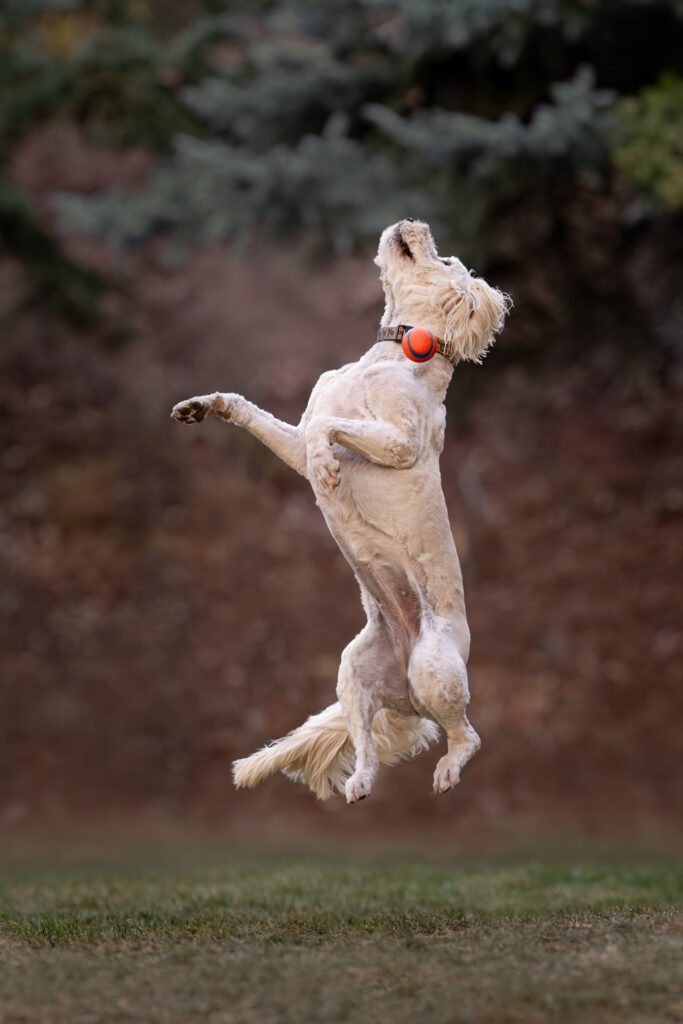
(308, 366, 364, 419)
(309, 362, 415, 421)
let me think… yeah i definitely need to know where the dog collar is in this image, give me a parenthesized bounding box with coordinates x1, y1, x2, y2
(377, 324, 456, 365)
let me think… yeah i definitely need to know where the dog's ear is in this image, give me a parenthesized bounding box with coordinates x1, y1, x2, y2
(442, 270, 511, 363)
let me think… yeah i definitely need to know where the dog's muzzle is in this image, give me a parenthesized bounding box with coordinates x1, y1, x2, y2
(377, 324, 457, 365)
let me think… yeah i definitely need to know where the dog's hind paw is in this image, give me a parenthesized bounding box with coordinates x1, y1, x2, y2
(433, 757, 461, 794)
(345, 771, 373, 803)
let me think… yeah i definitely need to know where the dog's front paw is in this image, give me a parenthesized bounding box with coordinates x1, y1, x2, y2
(171, 395, 213, 424)
(307, 440, 340, 495)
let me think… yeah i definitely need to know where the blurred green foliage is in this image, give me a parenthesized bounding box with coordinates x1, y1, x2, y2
(2, 0, 683, 319)
(614, 75, 683, 210)
(0, 183, 106, 326)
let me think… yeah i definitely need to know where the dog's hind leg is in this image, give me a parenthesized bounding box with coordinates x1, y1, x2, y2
(337, 621, 401, 803)
(337, 626, 381, 803)
(408, 626, 481, 795)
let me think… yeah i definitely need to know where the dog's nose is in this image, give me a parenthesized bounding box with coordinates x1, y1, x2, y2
(404, 217, 417, 223)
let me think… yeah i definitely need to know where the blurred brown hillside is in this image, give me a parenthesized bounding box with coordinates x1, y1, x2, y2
(1, 0, 682, 849)
(1, 128, 682, 844)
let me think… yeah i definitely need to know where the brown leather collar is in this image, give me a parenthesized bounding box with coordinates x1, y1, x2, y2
(377, 324, 456, 365)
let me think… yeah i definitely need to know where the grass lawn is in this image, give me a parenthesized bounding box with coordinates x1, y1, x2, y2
(0, 858, 681, 1023)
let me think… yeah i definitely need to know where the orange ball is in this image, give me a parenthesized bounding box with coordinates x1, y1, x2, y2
(402, 327, 436, 362)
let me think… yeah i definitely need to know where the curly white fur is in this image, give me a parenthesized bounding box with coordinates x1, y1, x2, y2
(172, 220, 510, 803)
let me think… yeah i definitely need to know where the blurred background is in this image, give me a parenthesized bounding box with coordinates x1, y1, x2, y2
(0, 0, 681, 856)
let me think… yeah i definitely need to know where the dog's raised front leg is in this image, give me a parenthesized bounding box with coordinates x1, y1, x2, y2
(306, 413, 418, 493)
(172, 392, 307, 477)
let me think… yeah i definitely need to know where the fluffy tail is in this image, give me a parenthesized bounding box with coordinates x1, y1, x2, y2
(232, 703, 439, 800)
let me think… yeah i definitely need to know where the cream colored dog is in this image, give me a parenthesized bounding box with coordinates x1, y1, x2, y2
(172, 219, 509, 802)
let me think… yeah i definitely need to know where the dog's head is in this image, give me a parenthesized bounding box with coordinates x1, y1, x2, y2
(375, 219, 510, 363)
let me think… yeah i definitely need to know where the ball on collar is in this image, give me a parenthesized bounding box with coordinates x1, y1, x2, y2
(402, 327, 436, 363)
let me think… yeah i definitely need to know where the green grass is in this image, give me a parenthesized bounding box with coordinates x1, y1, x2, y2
(1, 860, 681, 1023)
